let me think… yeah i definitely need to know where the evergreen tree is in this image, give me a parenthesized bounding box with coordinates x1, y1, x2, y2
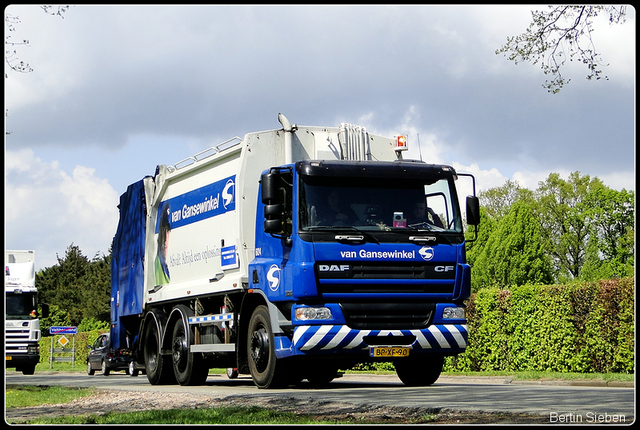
(472, 201, 552, 290)
(35, 243, 112, 327)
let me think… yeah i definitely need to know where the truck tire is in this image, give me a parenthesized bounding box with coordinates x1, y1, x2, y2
(306, 366, 338, 385)
(143, 318, 175, 385)
(394, 354, 444, 386)
(247, 305, 285, 389)
(171, 310, 209, 386)
(22, 365, 36, 376)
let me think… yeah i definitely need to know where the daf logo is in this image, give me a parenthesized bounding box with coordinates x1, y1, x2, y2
(418, 246, 435, 261)
(267, 264, 281, 291)
(319, 264, 350, 272)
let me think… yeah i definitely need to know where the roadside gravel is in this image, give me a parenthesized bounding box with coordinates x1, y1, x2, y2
(6, 388, 550, 424)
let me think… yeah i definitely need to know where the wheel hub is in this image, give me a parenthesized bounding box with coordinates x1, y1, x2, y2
(172, 335, 188, 368)
(250, 328, 269, 370)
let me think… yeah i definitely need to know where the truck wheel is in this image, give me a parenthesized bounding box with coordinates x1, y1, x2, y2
(307, 366, 337, 385)
(143, 319, 175, 385)
(87, 361, 95, 376)
(247, 305, 284, 388)
(22, 365, 36, 376)
(171, 314, 209, 386)
(394, 354, 444, 386)
(101, 359, 110, 376)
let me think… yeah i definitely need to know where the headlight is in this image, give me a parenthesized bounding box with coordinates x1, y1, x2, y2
(442, 307, 465, 320)
(295, 307, 333, 321)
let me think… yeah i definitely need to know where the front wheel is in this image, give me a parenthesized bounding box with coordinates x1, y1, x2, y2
(21, 365, 36, 376)
(394, 354, 444, 386)
(247, 305, 285, 389)
(87, 360, 95, 376)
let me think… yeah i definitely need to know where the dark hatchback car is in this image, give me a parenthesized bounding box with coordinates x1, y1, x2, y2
(87, 333, 135, 376)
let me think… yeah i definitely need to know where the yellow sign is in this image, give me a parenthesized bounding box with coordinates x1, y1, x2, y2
(58, 335, 69, 347)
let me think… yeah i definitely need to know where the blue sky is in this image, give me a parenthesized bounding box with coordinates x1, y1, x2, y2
(5, 5, 635, 270)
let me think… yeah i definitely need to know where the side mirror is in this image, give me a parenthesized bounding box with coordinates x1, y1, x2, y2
(40, 303, 50, 319)
(261, 172, 283, 234)
(466, 196, 480, 226)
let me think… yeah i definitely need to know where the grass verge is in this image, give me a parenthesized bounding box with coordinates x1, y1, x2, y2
(6, 385, 96, 408)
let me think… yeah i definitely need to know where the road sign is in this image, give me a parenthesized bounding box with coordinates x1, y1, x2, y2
(50, 326, 77, 335)
(58, 335, 69, 347)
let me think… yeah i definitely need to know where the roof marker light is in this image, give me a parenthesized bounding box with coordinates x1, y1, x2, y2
(395, 135, 408, 152)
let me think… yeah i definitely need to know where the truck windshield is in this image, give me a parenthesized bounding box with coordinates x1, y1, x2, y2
(5, 293, 37, 320)
(299, 175, 462, 233)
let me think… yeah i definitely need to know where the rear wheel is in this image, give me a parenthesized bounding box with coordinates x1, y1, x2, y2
(143, 318, 175, 385)
(247, 305, 285, 388)
(101, 359, 110, 376)
(394, 354, 444, 386)
(171, 308, 209, 386)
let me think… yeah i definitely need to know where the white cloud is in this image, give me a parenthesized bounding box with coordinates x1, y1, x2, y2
(5, 148, 119, 270)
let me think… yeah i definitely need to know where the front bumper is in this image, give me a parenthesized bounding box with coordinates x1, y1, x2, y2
(5, 353, 40, 368)
(272, 324, 468, 359)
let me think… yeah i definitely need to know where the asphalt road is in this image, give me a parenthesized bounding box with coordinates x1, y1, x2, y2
(5, 370, 635, 423)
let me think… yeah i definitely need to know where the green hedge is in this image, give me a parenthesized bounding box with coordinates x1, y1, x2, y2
(39, 278, 633, 374)
(39, 329, 108, 368)
(445, 277, 634, 373)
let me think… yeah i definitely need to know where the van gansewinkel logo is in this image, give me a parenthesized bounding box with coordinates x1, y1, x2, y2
(267, 264, 281, 291)
(222, 179, 235, 210)
(156, 175, 236, 232)
(419, 246, 435, 261)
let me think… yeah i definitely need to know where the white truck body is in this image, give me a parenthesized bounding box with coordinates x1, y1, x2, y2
(141, 120, 398, 306)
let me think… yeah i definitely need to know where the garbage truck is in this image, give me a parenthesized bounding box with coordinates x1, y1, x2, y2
(5, 250, 47, 375)
(110, 114, 480, 388)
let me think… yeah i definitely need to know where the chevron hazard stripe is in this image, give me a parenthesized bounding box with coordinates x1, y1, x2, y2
(292, 324, 467, 352)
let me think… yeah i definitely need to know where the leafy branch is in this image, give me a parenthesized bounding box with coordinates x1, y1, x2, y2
(5, 5, 69, 76)
(496, 5, 627, 93)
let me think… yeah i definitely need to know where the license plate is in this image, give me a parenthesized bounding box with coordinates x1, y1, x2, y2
(369, 347, 410, 358)
(6, 356, 12, 360)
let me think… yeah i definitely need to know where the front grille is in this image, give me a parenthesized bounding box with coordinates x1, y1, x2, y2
(341, 302, 435, 330)
(316, 262, 455, 295)
(356, 263, 428, 279)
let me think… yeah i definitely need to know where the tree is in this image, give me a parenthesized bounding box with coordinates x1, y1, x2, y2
(470, 172, 634, 288)
(580, 184, 634, 280)
(478, 179, 533, 220)
(35, 243, 111, 327)
(471, 201, 552, 290)
(496, 5, 628, 93)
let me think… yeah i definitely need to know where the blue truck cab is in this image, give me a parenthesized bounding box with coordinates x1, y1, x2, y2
(249, 159, 479, 386)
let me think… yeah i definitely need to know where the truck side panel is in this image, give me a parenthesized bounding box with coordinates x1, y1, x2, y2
(145, 147, 245, 305)
(110, 179, 147, 350)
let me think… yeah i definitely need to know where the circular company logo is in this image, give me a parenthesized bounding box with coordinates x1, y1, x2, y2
(419, 246, 435, 261)
(222, 179, 235, 210)
(267, 264, 281, 291)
